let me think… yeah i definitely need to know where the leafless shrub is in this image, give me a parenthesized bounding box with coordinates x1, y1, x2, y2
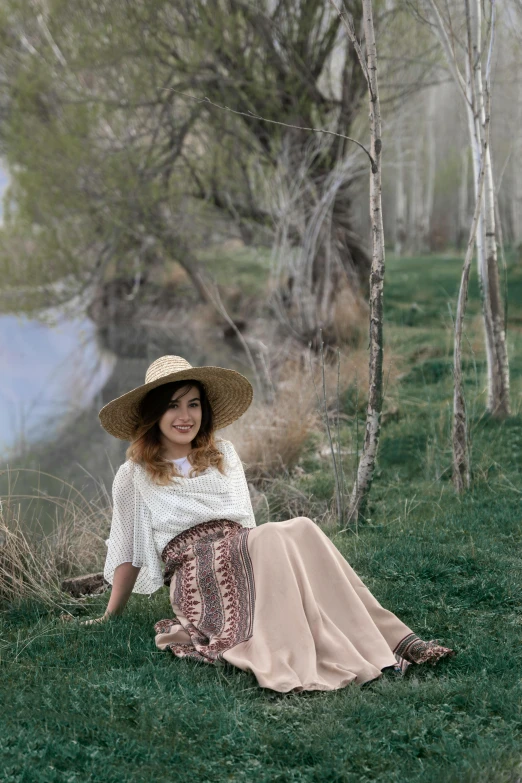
(270, 135, 366, 346)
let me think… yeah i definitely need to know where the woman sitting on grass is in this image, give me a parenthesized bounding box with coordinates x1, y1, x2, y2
(92, 354, 454, 694)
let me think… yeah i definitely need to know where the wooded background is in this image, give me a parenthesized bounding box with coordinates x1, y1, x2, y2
(1, 0, 521, 312)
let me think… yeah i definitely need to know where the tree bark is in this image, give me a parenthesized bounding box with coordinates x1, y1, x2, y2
(394, 120, 407, 256)
(421, 0, 510, 419)
(332, 0, 386, 523)
(511, 81, 522, 247)
(453, 128, 489, 490)
(188, 1, 372, 340)
(160, 232, 212, 305)
(61, 573, 108, 598)
(465, 0, 510, 418)
(453, 0, 495, 490)
(457, 146, 470, 250)
(408, 126, 423, 254)
(421, 87, 436, 252)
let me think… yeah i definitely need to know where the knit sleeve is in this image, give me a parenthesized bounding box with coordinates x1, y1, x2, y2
(103, 461, 165, 595)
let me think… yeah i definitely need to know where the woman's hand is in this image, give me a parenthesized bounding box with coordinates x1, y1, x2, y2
(79, 612, 111, 626)
(60, 563, 140, 626)
(60, 611, 111, 625)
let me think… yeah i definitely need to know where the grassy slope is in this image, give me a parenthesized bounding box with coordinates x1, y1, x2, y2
(2, 255, 522, 783)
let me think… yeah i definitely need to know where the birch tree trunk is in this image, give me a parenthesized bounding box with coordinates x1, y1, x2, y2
(421, 87, 437, 252)
(453, 0, 495, 489)
(453, 5, 494, 489)
(483, 147, 510, 416)
(457, 146, 470, 250)
(395, 117, 407, 256)
(512, 80, 522, 247)
(332, 0, 386, 523)
(408, 128, 423, 254)
(407, 90, 435, 255)
(466, 0, 510, 418)
(511, 154, 522, 247)
(453, 132, 489, 490)
(422, 0, 510, 419)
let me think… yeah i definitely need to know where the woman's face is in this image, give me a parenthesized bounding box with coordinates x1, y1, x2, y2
(158, 385, 202, 448)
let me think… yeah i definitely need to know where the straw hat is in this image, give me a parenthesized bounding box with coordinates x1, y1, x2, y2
(99, 355, 253, 440)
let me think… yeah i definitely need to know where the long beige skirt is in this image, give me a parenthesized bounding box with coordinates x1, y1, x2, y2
(154, 518, 453, 693)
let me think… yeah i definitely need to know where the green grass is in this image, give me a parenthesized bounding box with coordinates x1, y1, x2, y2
(384, 254, 484, 326)
(2, 485, 522, 783)
(200, 245, 273, 297)
(2, 253, 522, 783)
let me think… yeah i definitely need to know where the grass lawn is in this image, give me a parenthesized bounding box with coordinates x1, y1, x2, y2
(2, 254, 522, 783)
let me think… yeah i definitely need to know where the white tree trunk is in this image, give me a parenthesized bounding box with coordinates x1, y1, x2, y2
(395, 118, 407, 255)
(407, 89, 435, 254)
(483, 147, 510, 416)
(423, 0, 510, 419)
(331, 0, 385, 522)
(467, 0, 510, 417)
(453, 0, 494, 490)
(511, 161, 522, 248)
(421, 87, 436, 252)
(509, 63, 522, 246)
(347, 0, 386, 522)
(453, 130, 489, 490)
(457, 146, 469, 250)
(408, 129, 423, 254)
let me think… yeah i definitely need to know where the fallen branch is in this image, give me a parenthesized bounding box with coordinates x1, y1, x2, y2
(61, 573, 108, 598)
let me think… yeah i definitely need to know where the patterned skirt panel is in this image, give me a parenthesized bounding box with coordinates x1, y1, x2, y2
(155, 519, 255, 664)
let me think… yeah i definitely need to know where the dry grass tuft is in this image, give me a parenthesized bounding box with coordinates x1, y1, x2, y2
(0, 469, 110, 607)
(223, 341, 402, 481)
(467, 313, 489, 357)
(325, 285, 369, 348)
(317, 343, 403, 409)
(224, 358, 319, 480)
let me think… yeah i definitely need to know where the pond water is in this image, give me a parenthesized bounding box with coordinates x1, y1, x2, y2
(0, 313, 116, 456)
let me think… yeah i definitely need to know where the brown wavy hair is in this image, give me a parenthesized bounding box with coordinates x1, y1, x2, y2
(126, 380, 225, 485)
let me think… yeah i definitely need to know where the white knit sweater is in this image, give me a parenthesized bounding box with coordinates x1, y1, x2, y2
(103, 439, 256, 594)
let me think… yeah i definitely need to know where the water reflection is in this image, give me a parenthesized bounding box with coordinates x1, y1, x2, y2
(0, 313, 116, 455)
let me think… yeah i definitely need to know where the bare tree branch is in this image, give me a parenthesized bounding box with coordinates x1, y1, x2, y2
(164, 88, 377, 173)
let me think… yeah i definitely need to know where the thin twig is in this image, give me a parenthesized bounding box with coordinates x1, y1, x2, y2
(320, 339, 343, 526)
(164, 88, 376, 172)
(329, 0, 373, 97)
(308, 343, 342, 526)
(196, 275, 266, 399)
(336, 349, 346, 528)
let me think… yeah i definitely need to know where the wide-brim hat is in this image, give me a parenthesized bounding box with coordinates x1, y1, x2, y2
(99, 355, 253, 440)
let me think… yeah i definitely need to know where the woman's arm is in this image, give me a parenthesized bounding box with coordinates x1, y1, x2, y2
(81, 562, 141, 625)
(106, 562, 141, 615)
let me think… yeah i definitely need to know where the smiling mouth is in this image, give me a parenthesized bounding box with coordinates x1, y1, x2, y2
(173, 425, 193, 432)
